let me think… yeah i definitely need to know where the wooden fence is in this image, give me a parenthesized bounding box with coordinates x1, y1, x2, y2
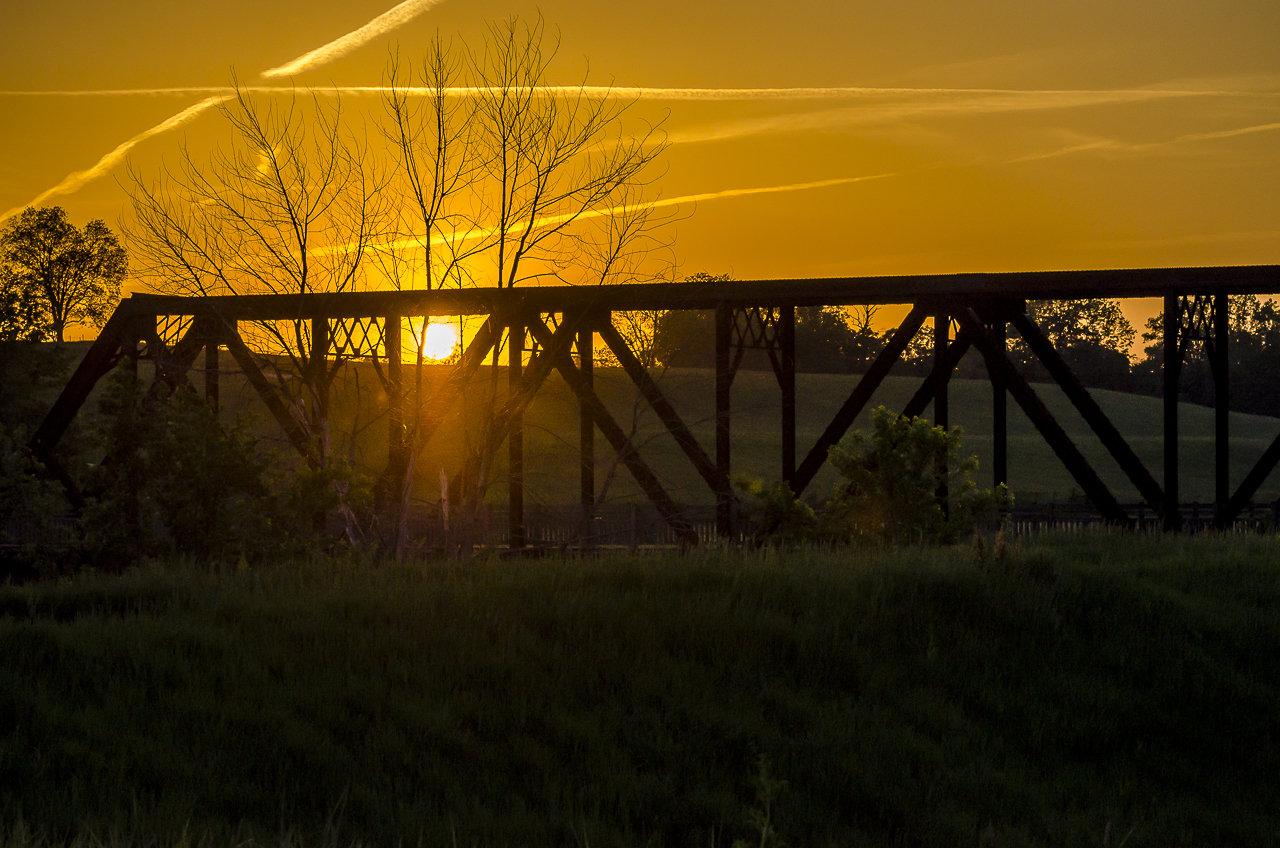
(8, 501, 1280, 556)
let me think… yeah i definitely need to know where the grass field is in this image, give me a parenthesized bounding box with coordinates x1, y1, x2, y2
(2, 535, 1280, 846)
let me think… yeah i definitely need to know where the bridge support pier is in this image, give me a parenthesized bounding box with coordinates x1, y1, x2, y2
(579, 317, 595, 545)
(509, 319, 525, 549)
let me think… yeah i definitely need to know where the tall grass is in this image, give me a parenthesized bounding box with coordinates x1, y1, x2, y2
(2, 535, 1280, 845)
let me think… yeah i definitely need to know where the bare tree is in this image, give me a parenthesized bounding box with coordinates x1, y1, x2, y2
(377, 17, 672, 553)
(125, 19, 674, 555)
(125, 81, 393, 463)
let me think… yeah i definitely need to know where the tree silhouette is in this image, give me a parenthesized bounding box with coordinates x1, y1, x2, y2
(0, 206, 127, 343)
(1011, 298, 1136, 389)
(125, 19, 673, 554)
(0, 272, 46, 343)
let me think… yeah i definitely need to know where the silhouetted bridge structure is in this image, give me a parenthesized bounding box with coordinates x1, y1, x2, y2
(29, 265, 1280, 546)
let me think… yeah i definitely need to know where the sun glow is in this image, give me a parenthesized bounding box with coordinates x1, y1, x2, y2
(419, 322, 459, 361)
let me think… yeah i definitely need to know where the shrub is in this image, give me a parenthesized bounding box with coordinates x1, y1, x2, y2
(823, 405, 1007, 545)
(78, 366, 374, 568)
(734, 476, 817, 546)
(0, 425, 68, 575)
(79, 367, 271, 567)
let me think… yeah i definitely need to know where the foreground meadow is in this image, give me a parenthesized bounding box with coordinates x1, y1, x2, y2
(2, 534, 1279, 846)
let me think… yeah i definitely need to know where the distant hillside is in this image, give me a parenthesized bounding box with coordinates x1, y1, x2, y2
(24, 342, 1280, 507)
(193, 361, 1280, 508)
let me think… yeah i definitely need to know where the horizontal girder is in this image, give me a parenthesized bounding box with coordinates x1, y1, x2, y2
(120, 264, 1280, 322)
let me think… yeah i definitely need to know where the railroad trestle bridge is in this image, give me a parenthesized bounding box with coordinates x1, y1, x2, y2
(29, 265, 1280, 545)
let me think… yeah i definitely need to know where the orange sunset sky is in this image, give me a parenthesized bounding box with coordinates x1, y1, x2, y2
(2, 0, 1278, 339)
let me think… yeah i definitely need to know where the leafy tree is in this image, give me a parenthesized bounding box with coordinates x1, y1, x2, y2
(1015, 298, 1135, 390)
(79, 366, 371, 569)
(0, 275, 47, 343)
(649, 273, 727, 368)
(823, 406, 1006, 545)
(1028, 298, 1135, 353)
(652, 275, 882, 373)
(0, 206, 127, 343)
(795, 304, 883, 373)
(1133, 294, 1280, 415)
(1, 344, 97, 575)
(0, 427, 66, 576)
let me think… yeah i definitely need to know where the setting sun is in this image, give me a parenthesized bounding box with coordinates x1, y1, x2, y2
(419, 321, 459, 361)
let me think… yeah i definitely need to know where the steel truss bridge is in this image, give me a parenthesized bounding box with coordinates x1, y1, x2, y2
(28, 265, 1280, 545)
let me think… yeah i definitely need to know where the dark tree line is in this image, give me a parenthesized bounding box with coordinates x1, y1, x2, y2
(651, 274, 888, 373)
(653, 304, 886, 373)
(650, 277, 1280, 417)
(1130, 295, 1280, 416)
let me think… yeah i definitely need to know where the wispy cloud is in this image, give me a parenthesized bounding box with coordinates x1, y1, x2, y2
(663, 88, 1257, 145)
(1079, 229, 1280, 251)
(325, 173, 896, 256)
(261, 0, 449, 78)
(0, 96, 230, 222)
(1010, 121, 1280, 163)
(1176, 122, 1280, 143)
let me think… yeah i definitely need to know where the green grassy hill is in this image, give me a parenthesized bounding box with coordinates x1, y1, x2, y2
(241, 362, 1280, 507)
(34, 345, 1280, 507)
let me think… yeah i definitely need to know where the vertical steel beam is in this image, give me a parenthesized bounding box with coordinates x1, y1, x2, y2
(1214, 293, 1230, 525)
(991, 320, 1007, 489)
(509, 319, 525, 548)
(934, 314, 949, 429)
(527, 315, 699, 546)
(579, 318, 595, 537)
(205, 338, 219, 413)
(934, 313, 950, 512)
(125, 314, 148, 375)
(903, 332, 971, 419)
(385, 315, 405, 493)
(311, 317, 330, 421)
(1163, 294, 1181, 531)
(779, 305, 796, 486)
(715, 302, 733, 537)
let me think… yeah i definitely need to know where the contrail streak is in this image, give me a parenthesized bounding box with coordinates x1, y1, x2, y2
(607, 173, 895, 212)
(0, 96, 229, 222)
(326, 173, 896, 256)
(1, 0, 448, 222)
(261, 0, 449, 78)
(490, 172, 898, 237)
